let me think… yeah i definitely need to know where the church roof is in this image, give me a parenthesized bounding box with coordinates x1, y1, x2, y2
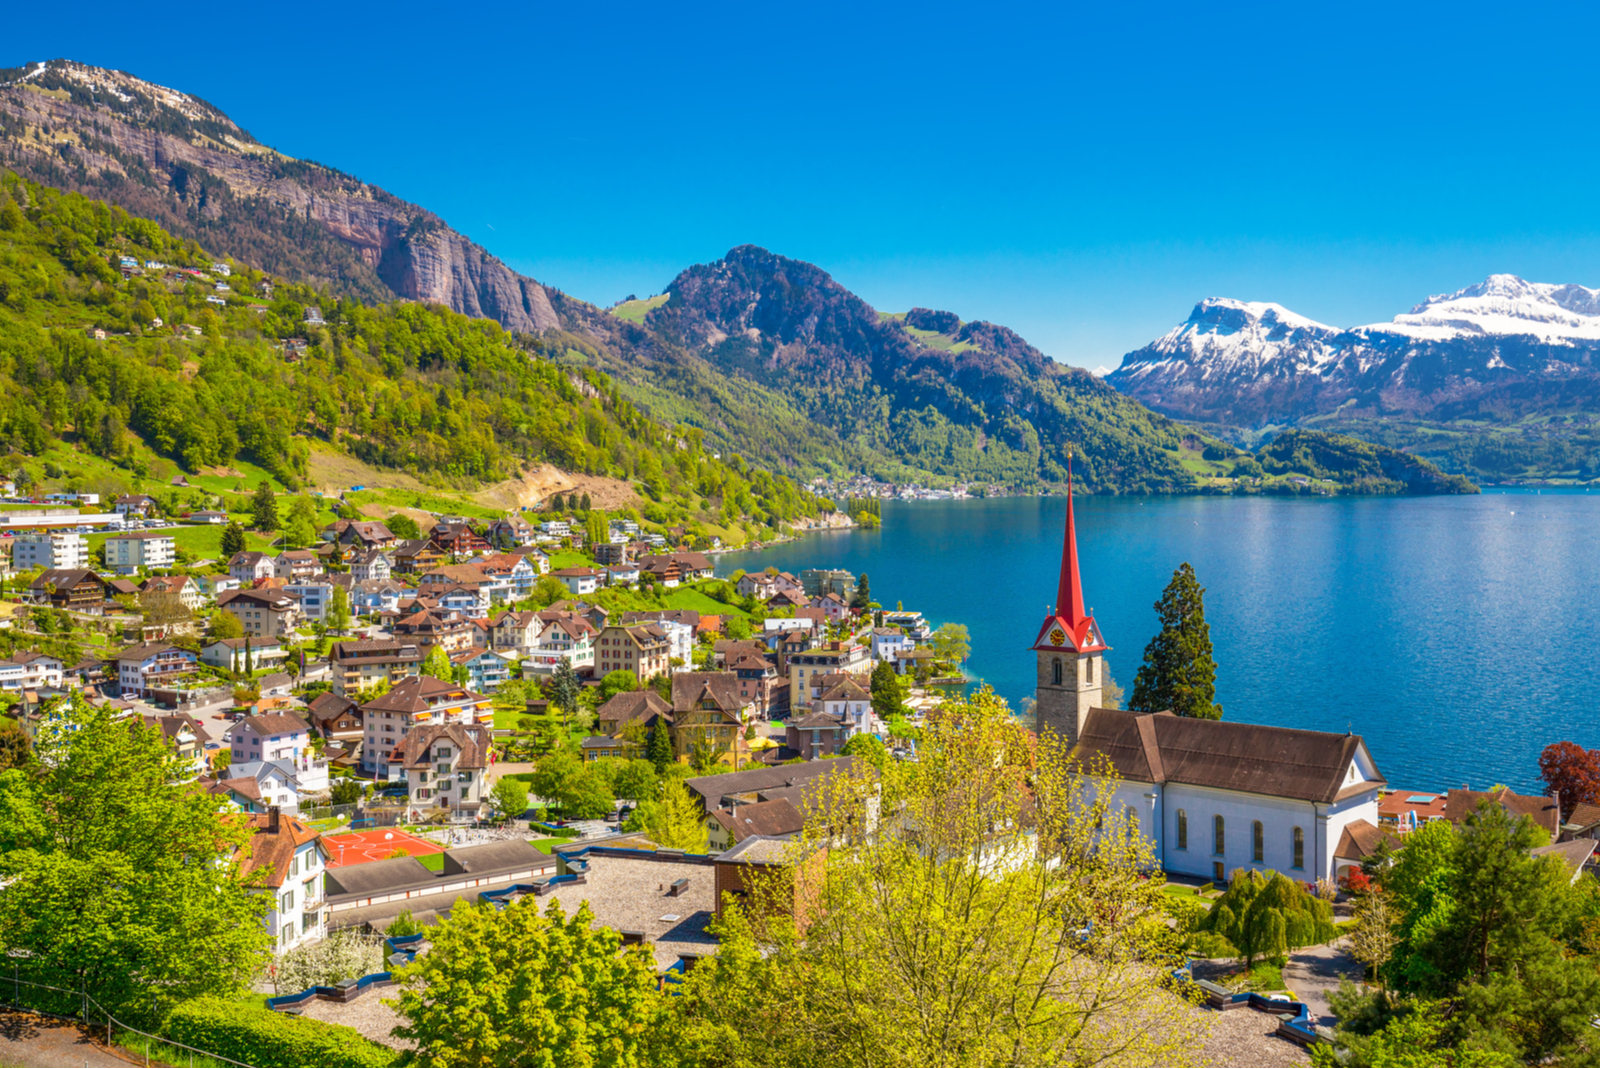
(1073, 708, 1384, 804)
(1033, 458, 1108, 655)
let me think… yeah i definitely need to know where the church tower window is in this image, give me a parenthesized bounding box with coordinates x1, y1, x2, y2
(1252, 821, 1264, 863)
(1052, 658, 1062, 685)
(1085, 656, 1095, 684)
(1176, 809, 1187, 850)
(1292, 827, 1305, 870)
(1213, 815, 1225, 856)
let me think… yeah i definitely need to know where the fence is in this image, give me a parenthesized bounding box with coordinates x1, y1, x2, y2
(0, 973, 253, 1068)
(300, 802, 359, 823)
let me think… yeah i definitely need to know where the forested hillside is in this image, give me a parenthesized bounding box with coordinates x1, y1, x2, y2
(0, 174, 820, 531)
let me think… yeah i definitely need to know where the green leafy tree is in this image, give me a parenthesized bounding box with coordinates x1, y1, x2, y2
(421, 644, 453, 681)
(586, 509, 608, 546)
(283, 514, 315, 549)
(220, 520, 247, 558)
(930, 622, 970, 666)
(330, 778, 362, 806)
(613, 759, 658, 804)
(841, 732, 889, 771)
(250, 480, 279, 532)
(647, 719, 674, 773)
(531, 575, 566, 608)
(0, 699, 269, 1022)
(325, 584, 351, 636)
(387, 512, 421, 540)
(390, 899, 667, 1067)
(209, 609, 244, 640)
(870, 660, 904, 722)
(598, 670, 640, 703)
(0, 718, 30, 772)
(1197, 869, 1336, 968)
(530, 749, 580, 807)
(639, 779, 708, 851)
(1129, 562, 1222, 719)
(488, 776, 530, 821)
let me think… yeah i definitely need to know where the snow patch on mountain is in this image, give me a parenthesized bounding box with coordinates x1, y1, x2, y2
(1364, 274, 1600, 343)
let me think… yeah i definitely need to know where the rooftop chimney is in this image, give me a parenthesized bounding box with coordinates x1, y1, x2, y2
(267, 805, 280, 833)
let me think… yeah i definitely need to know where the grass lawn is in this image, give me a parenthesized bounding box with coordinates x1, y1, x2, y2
(529, 836, 575, 854)
(415, 853, 445, 872)
(494, 706, 529, 729)
(546, 550, 591, 570)
(610, 294, 669, 324)
(662, 587, 742, 617)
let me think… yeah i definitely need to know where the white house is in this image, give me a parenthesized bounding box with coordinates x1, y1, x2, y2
(104, 530, 176, 575)
(201, 637, 288, 672)
(233, 809, 328, 954)
(284, 578, 336, 622)
(113, 642, 199, 699)
(228, 711, 321, 790)
(550, 567, 600, 596)
(12, 530, 88, 571)
(228, 552, 276, 583)
(0, 651, 65, 691)
(870, 627, 914, 663)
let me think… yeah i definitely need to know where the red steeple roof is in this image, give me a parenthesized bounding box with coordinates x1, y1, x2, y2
(1032, 456, 1108, 654)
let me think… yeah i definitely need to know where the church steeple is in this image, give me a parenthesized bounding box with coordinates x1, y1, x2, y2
(1032, 453, 1109, 746)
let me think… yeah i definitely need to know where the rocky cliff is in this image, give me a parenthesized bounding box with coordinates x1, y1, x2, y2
(0, 59, 558, 331)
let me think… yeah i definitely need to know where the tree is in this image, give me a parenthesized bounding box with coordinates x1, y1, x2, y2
(869, 660, 904, 722)
(220, 520, 247, 558)
(647, 719, 674, 773)
(250, 480, 279, 532)
(488, 776, 530, 821)
(579, 492, 592, 511)
(671, 687, 1188, 1067)
(0, 699, 269, 1023)
(209, 610, 244, 640)
(421, 644, 452, 682)
(330, 778, 362, 806)
(613, 759, 657, 804)
(549, 493, 566, 513)
(391, 899, 667, 1067)
(851, 572, 872, 609)
(1538, 741, 1600, 820)
(283, 514, 315, 549)
(1129, 562, 1222, 719)
(549, 661, 582, 722)
(598, 670, 640, 703)
(0, 718, 30, 772)
(1349, 887, 1400, 994)
(241, 637, 253, 676)
(586, 509, 608, 546)
(841, 732, 888, 771)
(531, 576, 566, 607)
(139, 590, 192, 630)
(1197, 868, 1337, 968)
(387, 512, 421, 540)
(325, 584, 351, 636)
(724, 615, 752, 641)
(639, 779, 707, 851)
(930, 622, 970, 666)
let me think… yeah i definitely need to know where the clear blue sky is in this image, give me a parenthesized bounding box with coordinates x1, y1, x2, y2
(11, 1, 1600, 367)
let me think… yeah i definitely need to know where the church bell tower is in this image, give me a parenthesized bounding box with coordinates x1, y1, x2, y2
(1032, 456, 1109, 747)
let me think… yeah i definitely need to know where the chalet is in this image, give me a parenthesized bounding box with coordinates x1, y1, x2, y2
(524, 615, 597, 676)
(141, 574, 205, 612)
(229, 551, 277, 583)
(306, 691, 364, 743)
(216, 588, 301, 639)
(430, 522, 490, 557)
(551, 566, 601, 596)
(392, 538, 447, 574)
(671, 672, 751, 760)
(321, 520, 396, 551)
(487, 515, 536, 548)
(330, 638, 424, 697)
(29, 569, 108, 612)
(596, 688, 674, 742)
(391, 607, 475, 653)
(350, 549, 393, 582)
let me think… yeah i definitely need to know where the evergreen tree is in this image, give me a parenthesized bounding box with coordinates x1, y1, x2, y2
(241, 637, 252, 676)
(250, 480, 279, 532)
(647, 719, 674, 773)
(870, 660, 904, 722)
(852, 572, 872, 609)
(1129, 562, 1222, 719)
(549, 661, 582, 725)
(550, 493, 566, 513)
(580, 492, 592, 511)
(220, 521, 247, 557)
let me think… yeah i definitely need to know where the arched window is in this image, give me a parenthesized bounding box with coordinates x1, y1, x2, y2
(1084, 656, 1094, 684)
(1051, 658, 1062, 685)
(1293, 827, 1305, 870)
(1252, 821, 1264, 863)
(1126, 805, 1138, 831)
(1176, 809, 1188, 850)
(1213, 815, 1225, 856)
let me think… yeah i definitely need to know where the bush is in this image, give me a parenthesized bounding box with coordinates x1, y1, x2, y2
(272, 929, 385, 993)
(163, 997, 397, 1067)
(1163, 892, 1207, 934)
(1186, 930, 1238, 958)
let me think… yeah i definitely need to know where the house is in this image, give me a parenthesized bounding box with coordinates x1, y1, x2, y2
(881, 610, 933, 642)
(786, 674, 872, 759)
(114, 494, 159, 518)
(593, 622, 670, 681)
(551, 566, 601, 596)
(418, 564, 507, 608)
(487, 515, 536, 549)
(671, 672, 751, 761)
(321, 520, 396, 551)
(606, 563, 642, 587)
(228, 710, 316, 765)
(489, 609, 543, 655)
(475, 553, 538, 597)
(360, 675, 493, 779)
(306, 691, 364, 743)
(350, 577, 409, 616)
(233, 809, 328, 954)
(350, 549, 393, 582)
(786, 639, 869, 711)
(216, 757, 326, 815)
(142, 713, 209, 779)
(450, 646, 513, 693)
(29, 569, 108, 612)
(621, 610, 699, 667)
(1378, 790, 1450, 835)
(0, 651, 65, 692)
(737, 573, 779, 599)
(728, 649, 785, 717)
(216, 588, 301, 639)
(523, 615, 597, 676)
(870, 627, 914, 662)
(430, 522, 490, 557)
(190, 510, 228, 525)
(1443, 786, 1561, 840)
(706, 797, 806, 852)
(392, 538, 448, 574)
(106, 577, 142, 599)
(330, 638, 423, 697)
(808, 593, 851, 622)
(639, 551, 714, 583)
(13, 531, 89, 571)
(712, 836, 824, 927)
(392, 607, 476, 653)
(228, 551, 277, 583)
(391, 723, 492, 822)
(200, 636, 288, 672)
(508, 545, 551, 574)
(684, 758, 853, 815)
(141, 574, 205, 612)
(111, 642, 199, 699)
(101, 530, 175, 575)
(283, 578, 336, 622)
(273, 549, 320, 581)
(595, 689, 674, 747)
(800, 568, 855, 598)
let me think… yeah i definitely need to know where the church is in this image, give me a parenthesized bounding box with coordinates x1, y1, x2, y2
(1032, 467, 1388, 885)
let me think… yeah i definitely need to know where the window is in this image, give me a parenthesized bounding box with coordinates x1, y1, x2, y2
(1051, 658, 1063, 685)
(1085, 657, 1095, 685)
(279, 889, 294, 913)
(1293, 827, 1305, 870)
(1252, 821, 1264, 863)
(1177, 809, 1188, 850)
(1213, 815, 1225, 856)
(1213, 861, 1225, 883)
(280, 922, 294, 946)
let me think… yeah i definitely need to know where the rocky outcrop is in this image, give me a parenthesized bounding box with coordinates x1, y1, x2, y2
(0, 60, 557, 332)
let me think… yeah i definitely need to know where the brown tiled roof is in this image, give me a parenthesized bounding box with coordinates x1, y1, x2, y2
(421, 564, 491, 585)
(672, 672, 745, 715)
(1073, 709, 1383, 804)
(393, 723, 490, 770)
(113, 641, 190, 662)
(597, 689, 673, 730)
(236, 712, 311, 737)
(685, 757, 853, 809)
(140, 575, 193, 594)
(817, 676, 870, 702)
(710, 798, 806, 843)
(307, 691, 361, 724)
(1444, 787, 1561, 838)
(31, 569, 104, 592)
(362, 674, 484, 714)
(1333, 817, 1401, 861)
(1533, 838, 1599, 877)
(1567, 802, 1600, 829)
(235, 812, 322, 887)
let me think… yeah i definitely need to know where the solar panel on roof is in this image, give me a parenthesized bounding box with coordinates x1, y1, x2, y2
(1405, 794, 1437, 803)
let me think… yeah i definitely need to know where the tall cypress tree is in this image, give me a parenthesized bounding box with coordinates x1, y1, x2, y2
(250, 480, 279, 532)
(647, 719, 674, 773)
(1129, 562, 1223, 719)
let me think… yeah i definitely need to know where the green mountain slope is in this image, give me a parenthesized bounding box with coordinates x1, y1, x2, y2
(0, 174, 821, 534)
(1254, 430, 1479, 495)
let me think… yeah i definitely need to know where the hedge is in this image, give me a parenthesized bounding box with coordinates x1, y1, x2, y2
(164, 997, 398, 1067)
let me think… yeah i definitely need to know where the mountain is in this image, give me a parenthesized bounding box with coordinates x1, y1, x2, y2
(0, 173, 822, 537)
(0, 59, 559, 333)
(1107, 275, 1600, 426)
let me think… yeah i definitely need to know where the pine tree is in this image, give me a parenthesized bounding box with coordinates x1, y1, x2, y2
(870, 660, 903, 722)
(580, 492, 592, 511)
(250, 480, 279, 532)
(852, 572, 872, 609)
(220, 521, 247, 557)
(1129, 562, 1222, 719)
(647, 719, 674, 773)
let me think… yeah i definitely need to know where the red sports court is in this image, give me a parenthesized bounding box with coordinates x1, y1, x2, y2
(323, 827, 444, 868)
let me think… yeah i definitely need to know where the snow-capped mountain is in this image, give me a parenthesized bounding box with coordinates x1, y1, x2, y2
(1106, 275, 1600, 425)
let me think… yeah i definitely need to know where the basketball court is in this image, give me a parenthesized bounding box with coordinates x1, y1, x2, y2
(323, 827, 445, 868)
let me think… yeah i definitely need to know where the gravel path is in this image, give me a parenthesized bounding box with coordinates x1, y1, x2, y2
(1283, 937, 1361, 1025)
(300, 993, 412, 1051)
(0, 1012, 139, 1068)
(1187, 1003, 1311, 1067)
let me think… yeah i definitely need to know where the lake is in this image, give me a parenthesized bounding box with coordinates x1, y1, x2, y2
(714, 490, 1600, 795)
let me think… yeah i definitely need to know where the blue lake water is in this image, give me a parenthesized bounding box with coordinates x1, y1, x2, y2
(715, 490, 1600, 795)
